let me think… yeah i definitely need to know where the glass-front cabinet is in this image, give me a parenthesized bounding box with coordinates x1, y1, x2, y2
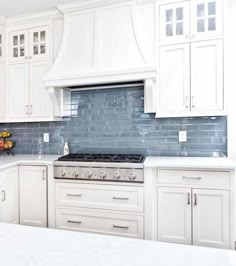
(160, 0, 223, 45)
(9, 26, 49, 63)
(160, 1, 190, 45)
(191, 0, 223, 40)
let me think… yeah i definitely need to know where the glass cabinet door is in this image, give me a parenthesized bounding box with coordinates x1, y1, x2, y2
(29, 26, 49, 60)
(191, 0, 223, 40)
(160, 1, 190, 45)
(9, 30, 28, 62)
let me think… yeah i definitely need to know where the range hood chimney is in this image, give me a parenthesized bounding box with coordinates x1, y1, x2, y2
(45, 0, 157, 112)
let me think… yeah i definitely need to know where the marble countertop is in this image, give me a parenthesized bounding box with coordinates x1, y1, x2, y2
(0, 223, 235, 266)
(144, 156, 236, 169)
(0, 154, 59, 170)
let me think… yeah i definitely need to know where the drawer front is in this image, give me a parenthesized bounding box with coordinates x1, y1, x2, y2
(55, 183, 144, 213)
(158, 170, 230, 188)
(56, 208, 144, 239)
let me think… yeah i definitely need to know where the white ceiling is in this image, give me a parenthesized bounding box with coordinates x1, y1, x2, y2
(0, 0, 74, 18)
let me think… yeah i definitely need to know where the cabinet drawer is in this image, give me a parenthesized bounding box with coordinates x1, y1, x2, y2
(55, 183, 144, 213)
(158, 170, 230, 188)
(56, 208, 144, 239)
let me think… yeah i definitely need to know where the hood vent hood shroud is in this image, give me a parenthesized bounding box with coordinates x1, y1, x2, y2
(45, 0, 157, 113)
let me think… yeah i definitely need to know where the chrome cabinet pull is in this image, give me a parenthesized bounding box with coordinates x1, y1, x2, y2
(26, 105, 29, 115)
(191, 96, 196, 108)
(185, 96, 189, 108)
(2, 190, 6, 202)
(30, 105, 32, 115)
(194, 194, 197, 206)
(113, 225, 129, 229)
(42, 169, 46, 181)
(183, 176, 202, 180)
(67, 220, 82, 224)
(113, 197, 129, 201)
(187, 193, 190, 205)
(67, 194, 82, 197)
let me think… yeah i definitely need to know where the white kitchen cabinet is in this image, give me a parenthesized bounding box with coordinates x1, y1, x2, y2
(158, 187, 191, 244)
(160, 1, 190, 45)
(156, 169, 231, 249)
(190, 0, 223, 40)
(19, 166, 47, 228)
(192, 189, 230, 249)
(9, 26, 49, 63)
(0, 64, 5, 120)
(8, 63, 29, 120)
(0, 167, 19, 224)
(158, 44, 190, 115)
(29, 61, 52, 119)
(191, 39, 223, 111)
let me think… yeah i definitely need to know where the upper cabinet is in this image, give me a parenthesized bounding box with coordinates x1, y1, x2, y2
(157, 0, 225, 118)
(9, 26, 49, 63)
(190, 0, 223, 40)
(160, 1, 190, 45)
(160, 0, 223, 46)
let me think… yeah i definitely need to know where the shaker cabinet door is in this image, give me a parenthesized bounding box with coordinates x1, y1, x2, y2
(190, 39, 223, 112)
(8, 63, 29, 120)
(192, 189, 230, 249)
(158, 44, 190, 116)
(160, 1, 190, 45)
(19, 166, 47, 227)
(158, 187, 192, 245)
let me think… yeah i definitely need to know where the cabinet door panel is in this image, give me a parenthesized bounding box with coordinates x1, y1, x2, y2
(29, 61, 52, 119)
(8, 63, 29, 120)
(160, 1, 190, 45)
(158, 187, 192, 244)
(0, 64, 5, 119)
(191, 0, 223, 40)
(19, 166, 47, 227)
(0, 167, 19, 224)
(192, 189, 230, 249)
(9, 30, 28, 63)
(29, 26, 50, 61)
(159, 44, 190, 115)
(191, 39, 223, 111)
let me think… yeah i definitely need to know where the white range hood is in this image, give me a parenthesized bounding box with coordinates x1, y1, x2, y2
(45, 0, 157, 112)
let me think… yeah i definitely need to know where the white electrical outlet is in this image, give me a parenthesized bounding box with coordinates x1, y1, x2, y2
(43, 133, 49, 143)
(179, 131, 187, 142)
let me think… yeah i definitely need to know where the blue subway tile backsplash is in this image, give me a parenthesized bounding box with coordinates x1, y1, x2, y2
(0, 86, 227, 156)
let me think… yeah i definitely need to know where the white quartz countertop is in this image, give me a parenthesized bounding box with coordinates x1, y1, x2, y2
(144, 156, 236, 169)
(0, 223, 235, 266)
(0, 154, 59, 170)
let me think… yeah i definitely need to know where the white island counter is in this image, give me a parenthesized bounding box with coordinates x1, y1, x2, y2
(0, 223, 235, 266)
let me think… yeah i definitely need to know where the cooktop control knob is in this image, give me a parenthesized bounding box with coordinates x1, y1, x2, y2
(129, 173, 136, 181)
(100, 172, 107, 179)
(60, 171, 66, 177)
(73, 171, 79, 178)
(86, 171, 92, 179)
(113, 172, 120, 180)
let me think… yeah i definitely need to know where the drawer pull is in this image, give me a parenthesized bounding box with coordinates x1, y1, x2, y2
(113, 225, 129, 229)
(182, 176, 202, 180)
(67, 220, 82, 224)
(113, 197, 129, 201)
(67, 194, 82, 197)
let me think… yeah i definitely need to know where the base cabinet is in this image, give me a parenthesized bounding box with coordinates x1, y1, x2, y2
(0, 167, 19, 224)
(158, 187, 191, 244)
(156, 169, 231, 249)
(19, 166, 47, 227)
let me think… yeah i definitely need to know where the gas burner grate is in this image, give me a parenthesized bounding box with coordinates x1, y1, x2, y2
(57, 154, 144, 163)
